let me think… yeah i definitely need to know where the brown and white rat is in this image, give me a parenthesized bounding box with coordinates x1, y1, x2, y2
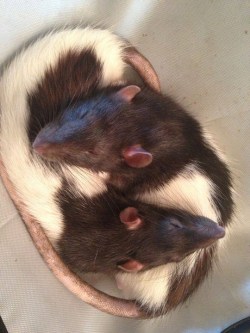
(0, 27, 233, 315)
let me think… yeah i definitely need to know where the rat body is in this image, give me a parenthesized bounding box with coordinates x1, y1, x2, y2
(0, 27, 233, 315)
(57, 184, 224, 274)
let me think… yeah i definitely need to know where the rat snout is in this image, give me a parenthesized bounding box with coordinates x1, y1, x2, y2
(197, 224, 225, 248)
(32, 124, 67, 160)
(33, 140, 51, 156)
(33, 124, 56, 143)
(156, 215, 226, 257)
(32, 127, 57, 157)
(209, 224, 225, 239)
(192, 216, 225, 239)
(188, 216, 226, 249)
(32, 121, 76, 158)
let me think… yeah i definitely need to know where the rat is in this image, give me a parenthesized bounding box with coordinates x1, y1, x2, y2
(0, 27, 233, 316)
(56, 182, 224, 274)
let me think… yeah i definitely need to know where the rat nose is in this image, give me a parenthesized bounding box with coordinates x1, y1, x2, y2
(211, 225, 225, 239)
(32, 137, 50, 156)
(192, 216, 226, 240)
(193, 219, 226, 249)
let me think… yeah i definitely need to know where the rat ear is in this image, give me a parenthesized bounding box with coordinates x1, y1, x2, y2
(120, 207, 143, 230)
(118, 259, 145, 272)
(114, 85, 141, 103)
(122, 145, 153, 168)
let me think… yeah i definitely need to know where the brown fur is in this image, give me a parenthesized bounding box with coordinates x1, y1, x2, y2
(28, 49, 103, 142)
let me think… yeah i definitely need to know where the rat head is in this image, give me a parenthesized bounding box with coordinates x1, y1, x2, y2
(59, 194, 225, 274)
(32, 85, 200, 187)
(32, 85, 152, 169)
(116, 207, 225, 273)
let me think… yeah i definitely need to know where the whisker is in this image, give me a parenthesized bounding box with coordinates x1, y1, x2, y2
(93, 248, 99, 268)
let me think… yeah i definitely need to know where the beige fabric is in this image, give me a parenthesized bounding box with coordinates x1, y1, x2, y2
(0, 1, 250, 332)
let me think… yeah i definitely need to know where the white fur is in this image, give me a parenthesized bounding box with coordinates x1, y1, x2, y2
(137, 163, 220, 222)
(60, 165, 107, 198)
(116, 264, 176, 309)
(0, 27, 126, 242)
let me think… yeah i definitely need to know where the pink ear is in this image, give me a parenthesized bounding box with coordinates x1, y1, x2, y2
(122, 145, 153, 168)
(120, 207, 143, 230)
(115, 85, 141, 103)
(118, 259, 145, 272)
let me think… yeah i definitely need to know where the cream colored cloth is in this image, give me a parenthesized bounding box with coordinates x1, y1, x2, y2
(0, 1, 250, 332)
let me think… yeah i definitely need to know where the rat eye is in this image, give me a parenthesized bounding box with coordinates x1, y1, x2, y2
(79, 109, 88, 119)
(127, 250, 136, 258)
(85, 149, 98, 156)
(169, 218, 183, 229)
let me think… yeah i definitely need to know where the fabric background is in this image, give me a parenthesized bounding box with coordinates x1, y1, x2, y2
(0, 1, 250, 332)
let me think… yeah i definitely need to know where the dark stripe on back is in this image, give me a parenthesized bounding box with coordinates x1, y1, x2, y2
(197, 144, 234, 226)
(28, 48, 103, 143)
